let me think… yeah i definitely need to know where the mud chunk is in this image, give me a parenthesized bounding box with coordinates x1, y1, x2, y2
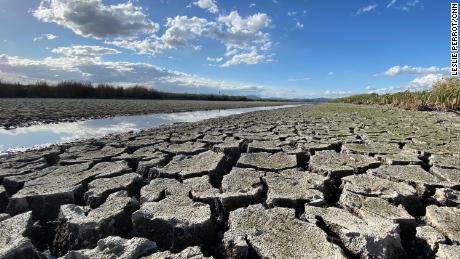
(264, 169, 326, 208)
(86, 161, 132, 179)
(53, 192, 140, 256)
(6, 162, 92, 220)
(430, 154, 460, 169)
(145, 246, 212, 258)
(0, 212, 43, 259)
(430, 167, 460, 189)
(136, 152, 170, 178)
(223, 205, 345, 258)
(370, 165, 445, 196)
(303, 206, 405, 259)
(415, 226, 446, 257)
(140, 178, 189, 203)
(299, 141, 340, 154)
(200, 134, 225, 144)
(184, 176, 219, 204)
(342, 142, 401, 155)
(247, 140, 284, 153)
(425, 205, 460, 244)
(309, 150, 380, 178)
(84, 173, 143, 208)
(340, 174, 421, 213)
(156, 142, 207, 156)
(237, 152, 297, 171)
(62, 236, 157, 259)
(132, 196, 213, 251)
(69, 146, 126, 163)
(152, 151, 227, 182)
(377, 150, 422, 165)
(357, 197, 416, 228)
(219, 167, 264, 212)
(170, 133, 203, 144)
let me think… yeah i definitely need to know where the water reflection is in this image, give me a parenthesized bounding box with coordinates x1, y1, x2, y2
(0, 104, 303, 152)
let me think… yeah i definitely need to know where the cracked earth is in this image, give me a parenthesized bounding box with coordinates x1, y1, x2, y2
(0, 103, 459, 258)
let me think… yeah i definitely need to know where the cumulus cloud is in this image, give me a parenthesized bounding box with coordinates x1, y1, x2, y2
(51, 45, 120, 57)
(295, 22, 304, 29)
(410, 74, 444, 88)
(33, 33, 58, 42)
(193, 0, 218, 14)
(33, 0, 159, 39)
(209, 11, 272, 65)
(381, 65, 449, 76)
(220, 49, 268, 67)
(107, 11, 273, 66)
(107, 16, 208, 55)
(356, 4, 378, 15)
(0, 52, 265, 95)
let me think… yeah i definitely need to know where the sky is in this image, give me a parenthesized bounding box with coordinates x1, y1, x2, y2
(0, 0, 450, 98)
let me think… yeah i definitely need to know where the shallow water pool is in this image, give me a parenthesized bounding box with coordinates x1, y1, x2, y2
(0, 104, 304, 152)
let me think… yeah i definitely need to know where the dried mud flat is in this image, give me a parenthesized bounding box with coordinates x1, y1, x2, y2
(0, 98, 295, 128)
(0, 103, 459, 258)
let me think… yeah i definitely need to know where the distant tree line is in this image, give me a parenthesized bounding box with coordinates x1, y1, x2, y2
(0, 80, 256, 101)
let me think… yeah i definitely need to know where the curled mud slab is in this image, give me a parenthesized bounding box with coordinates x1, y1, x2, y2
(0, 103, 460, 258)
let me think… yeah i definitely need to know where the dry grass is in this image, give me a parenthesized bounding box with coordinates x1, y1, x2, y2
(332, 77, 460, 111)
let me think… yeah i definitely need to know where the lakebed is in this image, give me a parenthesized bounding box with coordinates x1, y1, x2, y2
(0, 103, 459, 258)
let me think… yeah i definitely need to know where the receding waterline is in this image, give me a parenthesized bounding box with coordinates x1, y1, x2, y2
(0, 104, 304, 153)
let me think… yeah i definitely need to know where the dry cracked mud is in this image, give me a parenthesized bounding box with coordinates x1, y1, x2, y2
(0, 103, 459, 258)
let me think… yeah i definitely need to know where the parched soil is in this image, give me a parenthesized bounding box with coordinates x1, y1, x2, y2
(0, 98, 296, 128)
(0, 103, 459, 258)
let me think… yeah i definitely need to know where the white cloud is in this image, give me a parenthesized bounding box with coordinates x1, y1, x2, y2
(193, 0, 218, 14)
(328, 71, 334, 76)
(381, 65, 449, 76)
(33, 33, 58, 42)
(33, 0, 159, 39)
(107, 10, 274, 67)
(386, 0, 419, 11)
(365, 85, 372, 90)
(356, 4, 378, 15)
(51, 45, 120, 57)
(287, 77, 310, 82)
(295, 22, 304, 29)
(397, 0, 419, 11)
(107, 16, 209, 55)
(324, 90, 353, 97)
(249, 3, 256, 8)
(206, 56, 223, 62)
(287, 11, 297, 17)
(410, 74, 444, 88)
(386, 0, 397, 8)
(209, 11, 272, 66)
(220, 49, 268, 67)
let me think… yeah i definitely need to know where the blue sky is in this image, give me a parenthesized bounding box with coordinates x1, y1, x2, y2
(0, 0, 449, 98)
